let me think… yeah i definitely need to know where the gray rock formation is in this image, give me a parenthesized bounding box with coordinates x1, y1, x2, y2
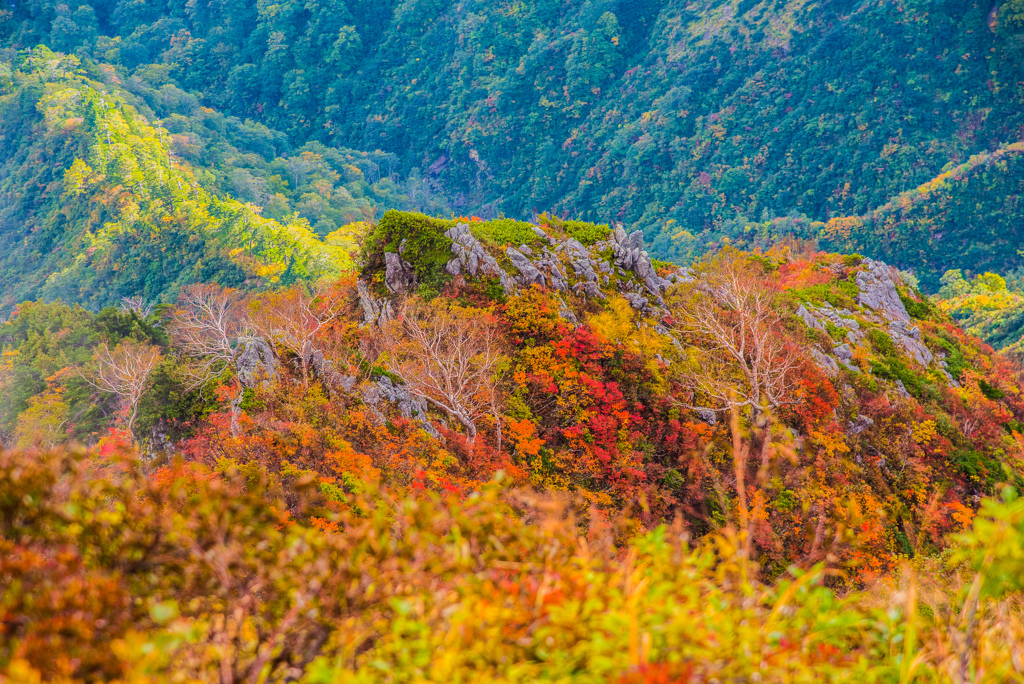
(887, 321, 933, 366)
(796, 304, 823, 330)
(855, 259, 911, 323)
(556, 297, 579, 325)
(810, 347, 840, 375)
(534, 248, 569, 291)
(847, 415, 874, 436)
(362, 376, 442, 439)
(235, 336, 279, 388)
(506, 246, 546, 288)
(833, 343, 853, 364)
(446, 223, 518, 294)
(694, 407, 717, 426)
(384, 252, 417, 294)
(308, 348, 358, 392)
(356, 280, 394, 325)
(850, 259, 938, 367)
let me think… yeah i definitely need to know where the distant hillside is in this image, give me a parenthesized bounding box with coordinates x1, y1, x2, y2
(0, 49, 360, 313)
(2, 0, 1022, 284)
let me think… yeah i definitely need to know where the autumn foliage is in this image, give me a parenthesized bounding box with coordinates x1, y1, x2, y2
(5, 238, 1024, 679)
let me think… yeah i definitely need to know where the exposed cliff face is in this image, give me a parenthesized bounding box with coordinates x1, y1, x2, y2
(360, 211, 691, 325)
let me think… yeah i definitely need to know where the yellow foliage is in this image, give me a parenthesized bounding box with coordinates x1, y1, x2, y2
(912, 420, 937, 445)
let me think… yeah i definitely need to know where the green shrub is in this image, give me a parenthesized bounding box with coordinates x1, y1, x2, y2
(792, 280, 859, 309)
(899, 290, 933, 320)
(950, 449, 1002, 492)
(472, 218, 542, 247)
(931, 334, 969, 381)
(867, 328, 898, 357)
(540, 214, 611, 246)
(979, 379, 1005, 400)
(362, 211, 455, 291)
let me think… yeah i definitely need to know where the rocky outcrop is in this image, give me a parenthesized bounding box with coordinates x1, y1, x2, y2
(810, 347, 840, 375)
(851, 259, 934, 366)
(506, 246, 547, 288)
(847, 415, 874, 436)
(362, 376, 441, 439)
(694, 407, 717, 426)
(594, 227, 684, 306)
(373, 220, 695, 325)
(357, 280, 393, 325)
(888, 320, 933, 366)
(308, 349, 357, 392)
(855, 259, 910, 323)
(235, 336, 279, 389)
(445, 223, 517, 294)
(796, 304, 823, 330)
(385, 251, 417, 294)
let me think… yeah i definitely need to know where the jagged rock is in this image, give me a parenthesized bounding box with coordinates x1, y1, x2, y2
(531, 226, 548, 240)
(894, 379, 911, 399)
(666, 268, 694, 285)
(556, 297, 578, 325)
(356, 280, 394, 325)
(574, 280, 606, 299)
(811, 348, 840, 375)
(362, 376, 441, 439)
(307, 349, 358, 392)
(506, 246, 546, 287)
(833, 343, 853, 363)
(143, 419, 176, 458)
(695, 407, 718, 426)
(384, 252, 417, 294)
(534, 250, 569, 291)
(855, 258, 911, 323)
(235, 336, 279, 388)
(809, 303, 860, 332)
(446, 223, 516, 294)
(848, 415, 874, 436)
(445, 258, 462, 276)
(628, 230, 644, 252)
(571, 258, 601, 288)
(796, 304, 823, 330)
(624, 292, 649, 311)
(888, 321, 934, 366)
(519, 244, 533, 256)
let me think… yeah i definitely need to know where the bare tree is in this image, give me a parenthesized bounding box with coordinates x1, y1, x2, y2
(666, 252, 802, 418)
(246, 283, 348, 385)
(170, 284, 250, 389)
(87, 339, 162, 437)
(119, 296, 154, 319)
(369, 299, 505, 444)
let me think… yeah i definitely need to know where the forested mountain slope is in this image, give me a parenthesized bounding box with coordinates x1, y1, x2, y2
(5, 212, 1024, 679)
(3, 0, 1023, 286)
(0, 46, 454, 315)
(0, 49, 354, 313)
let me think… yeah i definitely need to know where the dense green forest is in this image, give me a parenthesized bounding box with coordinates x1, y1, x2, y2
(3, 0, 1024, 289)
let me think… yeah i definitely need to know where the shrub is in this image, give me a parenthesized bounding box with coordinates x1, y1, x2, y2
(539, 213, 611, 245)
(472, 218, 542, 247)
(362, 211, 455, 291)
